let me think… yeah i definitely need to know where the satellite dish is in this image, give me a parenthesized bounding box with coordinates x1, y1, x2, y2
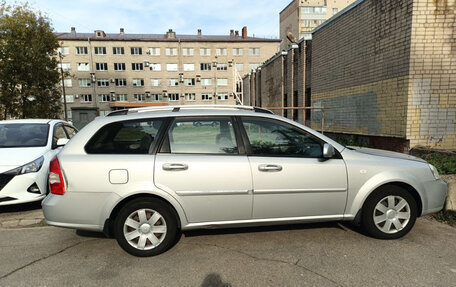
(286, 32, 296, 43)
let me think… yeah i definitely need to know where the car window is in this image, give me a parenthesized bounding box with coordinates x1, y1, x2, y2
(241, 117, 323, 158)
(167, 117, 238, 154)
(85, 119, 163, 154)
(0, 123, 49, 148)
(64, 125, 77, 139)
(53, 125, 67, 146)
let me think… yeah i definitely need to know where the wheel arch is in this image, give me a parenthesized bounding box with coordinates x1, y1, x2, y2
(103, 193, 184, 237)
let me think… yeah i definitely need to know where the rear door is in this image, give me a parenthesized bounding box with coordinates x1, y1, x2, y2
(154, 116, 253, 223)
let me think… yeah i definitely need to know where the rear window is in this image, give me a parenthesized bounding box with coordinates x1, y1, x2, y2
(85, 119, 163, 154)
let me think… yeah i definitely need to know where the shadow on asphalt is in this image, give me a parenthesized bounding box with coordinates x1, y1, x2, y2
(183, 221, 362, 238)
(0, 201, 42, 214)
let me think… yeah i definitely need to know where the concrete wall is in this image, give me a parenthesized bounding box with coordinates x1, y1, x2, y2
(406, 0, 456, 150)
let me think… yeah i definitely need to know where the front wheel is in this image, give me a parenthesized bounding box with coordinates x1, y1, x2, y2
(114, 198, 178, 257)
(361, 186, 417, 239)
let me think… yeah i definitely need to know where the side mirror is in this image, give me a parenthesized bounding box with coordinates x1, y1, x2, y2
(323, 143, 335, 159)
(56, 138, 70, 147)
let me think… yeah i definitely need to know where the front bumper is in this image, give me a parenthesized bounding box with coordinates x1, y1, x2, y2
(0, 171, 47, 206)
(421, 179, 447, 216)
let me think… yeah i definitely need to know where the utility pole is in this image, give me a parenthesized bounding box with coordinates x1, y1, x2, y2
(88, 38, 98, 114)
(58, 51, 68, 121)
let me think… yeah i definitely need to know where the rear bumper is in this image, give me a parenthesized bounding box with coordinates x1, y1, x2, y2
(42, 191, 120, 232)
(421, 179, 447, 216)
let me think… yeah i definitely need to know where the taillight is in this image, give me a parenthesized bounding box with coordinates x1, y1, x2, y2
(49, 156, 65, 195)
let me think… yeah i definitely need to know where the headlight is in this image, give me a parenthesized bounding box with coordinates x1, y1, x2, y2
(429, 164, 440, 180)
(4, 156, 44, 175)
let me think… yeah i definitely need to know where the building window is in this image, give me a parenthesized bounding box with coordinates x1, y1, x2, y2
(168, 93, 179, 101)
(332, 8, 338, 15)
(249, 48, 260, 56)
(76, 47, 88, 55)
(114, 63, 126, 71)
(57, 47, 69, 55)
(217, 63, 228, 71)
(132, 78, 144, 87)
(216, 48, 227, 56)
(235, 63, 244, 72)
(63, 95, 74, 103)
(200, 48, 211, 56)
(201, 78, 212, 86)
(78, 78, 91, 87)
(202, 93, 213, 101)
(113, 47, 124, 55)
(131, 47, 142, 55)
(151, 94, 162, 101)
(184, 78, 195, 86)
(166, 47, 178, 56)
(58, 63, 71, 71)
(301, 6, 326, 15)
(168, 79, 178, 86)
(150, 63, 161, 71)
(81, 94, 92, 102)
(200, 63, 211, 71)
(94, 47, 106, 55)
(115, 78, 127, 87)
(96, 63, 108, 71)
(166, 63, 178, 71)
(117, 94, 128, 102)
(148, 47, 160, 56)
(131, 63, 144, 71)
(151, 79, 161, 87)
(184, 63, 195, 71)
(185, 93, 195, 101)
(98, 94, 112, 102)
(233, 48, 243, 56)
(97, 79, 109, 87)
(182, 48, 194, 56)
(63, 79, 72, 87)
(217, 93, 228, 101)
(134, 94, 145, 102)
(249, 63, 260, 70)
(77, 62, 90, 71)
(217, 78, 228, 86)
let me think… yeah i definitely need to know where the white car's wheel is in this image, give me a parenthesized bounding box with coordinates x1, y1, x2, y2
(361, 186, 417, 239)
(114, 198, 178, 257)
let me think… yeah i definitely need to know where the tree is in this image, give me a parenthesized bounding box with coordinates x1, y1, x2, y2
(0, 1, 61, 119)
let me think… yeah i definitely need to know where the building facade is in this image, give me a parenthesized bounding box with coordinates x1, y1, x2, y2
(246, 0, 456, 151)
(57, 27, 279, 120)
(279, 0, 354, 50)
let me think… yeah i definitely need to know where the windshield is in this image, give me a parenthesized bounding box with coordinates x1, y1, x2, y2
(0, 123, 50, 148)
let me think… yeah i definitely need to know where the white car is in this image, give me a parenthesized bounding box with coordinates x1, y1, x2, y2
(0, 119, 77, 206)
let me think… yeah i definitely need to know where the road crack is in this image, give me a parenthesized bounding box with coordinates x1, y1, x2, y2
(0, 239, 95, 281)
(183, 241, 344, 287)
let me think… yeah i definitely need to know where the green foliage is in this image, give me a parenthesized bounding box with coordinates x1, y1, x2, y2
(432, 211, 456, 227)
(0, 1, 61, 119)
(412, 149, 456, 175)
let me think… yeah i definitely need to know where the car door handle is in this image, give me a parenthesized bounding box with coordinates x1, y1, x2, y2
(162, 163, 188, 171)
(258, 164, 282, 172)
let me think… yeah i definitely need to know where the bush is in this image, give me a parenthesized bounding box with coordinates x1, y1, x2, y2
(411, 149, 456, 175)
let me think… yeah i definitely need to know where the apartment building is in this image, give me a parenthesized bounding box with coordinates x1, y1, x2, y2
(57, 27, 280, 120)
(280, 0, 355, 49)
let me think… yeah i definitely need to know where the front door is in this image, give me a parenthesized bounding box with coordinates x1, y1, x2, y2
(240, 117, 348, 219)
(154, 116, 252, 223)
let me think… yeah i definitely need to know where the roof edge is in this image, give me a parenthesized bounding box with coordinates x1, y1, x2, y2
(312, 0, 366, 34)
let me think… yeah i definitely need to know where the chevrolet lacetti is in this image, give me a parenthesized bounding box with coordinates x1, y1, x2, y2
(42, 105, 447, 257)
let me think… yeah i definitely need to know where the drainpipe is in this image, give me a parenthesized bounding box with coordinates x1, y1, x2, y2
(88, 37, 98, 114)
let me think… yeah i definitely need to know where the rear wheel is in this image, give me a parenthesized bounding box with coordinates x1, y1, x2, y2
(361, 186, 417, 239)
(114, 198, 178, 257)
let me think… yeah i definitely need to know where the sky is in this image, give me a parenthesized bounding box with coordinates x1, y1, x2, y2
(19, 0, 292, 39)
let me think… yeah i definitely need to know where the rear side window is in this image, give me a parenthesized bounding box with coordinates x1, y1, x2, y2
(85, 119, 163, 154)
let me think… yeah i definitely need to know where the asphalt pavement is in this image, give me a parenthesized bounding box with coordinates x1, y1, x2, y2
(0, 205, 455, 287)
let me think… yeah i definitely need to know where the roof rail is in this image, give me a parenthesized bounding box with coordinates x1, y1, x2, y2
(106, 105, 273, 116)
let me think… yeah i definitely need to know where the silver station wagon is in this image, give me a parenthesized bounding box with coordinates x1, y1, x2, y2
(42, 105, 447, 257)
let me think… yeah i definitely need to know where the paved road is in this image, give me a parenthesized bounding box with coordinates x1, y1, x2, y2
(0, 212, 455, 287)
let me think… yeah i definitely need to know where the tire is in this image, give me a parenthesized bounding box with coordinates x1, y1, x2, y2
(114, 198, 179, 257)
(361, 185, 417, 239)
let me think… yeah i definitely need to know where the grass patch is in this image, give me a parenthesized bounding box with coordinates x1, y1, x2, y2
(431, 211, 456, 227)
